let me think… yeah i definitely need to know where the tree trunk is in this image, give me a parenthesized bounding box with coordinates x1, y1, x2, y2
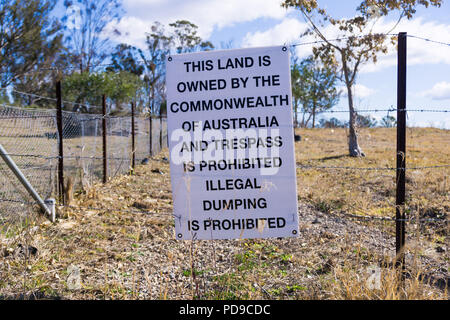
(304, 112, 313, 128)
(312, 104, 316, 128)
(294, 100, 298, 128)
(346, 83, 364, 157)
(342, 57, 364, 157)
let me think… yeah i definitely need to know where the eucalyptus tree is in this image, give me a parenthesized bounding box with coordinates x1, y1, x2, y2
(282, 0, 443, 156)
(0, 0, 62, 96)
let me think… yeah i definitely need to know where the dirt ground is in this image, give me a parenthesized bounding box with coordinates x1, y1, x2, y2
(0, 148, 448, 300)
(0, 127, 449, 299)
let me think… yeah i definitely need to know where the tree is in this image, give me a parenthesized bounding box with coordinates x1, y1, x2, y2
(139, 22, 172, 116)
(292, 55, 340, 128)
(356, 113, 378, 127)
(282, 0, 442, 156)
(107, 43, 144, 77)
(106, 43, 146, 112)
(0, 0, 62, 90)
(104, 71, 143, 114)
(169, 20, 214, 54)
(62, 0, 122, 73)
(381, 114, 396, 127)
(138, 20, 214, 116)
(319, 117, 346, 128)
(63, 71, 104, 112)
(290, 49, 302, 127)
(13, 40, 68, 108)
(63, 71, 142, 114)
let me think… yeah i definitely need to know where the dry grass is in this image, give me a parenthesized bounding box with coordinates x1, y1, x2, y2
(0, 127, 448, 300)
(296, 127, 448, 221)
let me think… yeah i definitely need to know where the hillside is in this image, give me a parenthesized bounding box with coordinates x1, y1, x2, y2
(0, 127, 448, 299)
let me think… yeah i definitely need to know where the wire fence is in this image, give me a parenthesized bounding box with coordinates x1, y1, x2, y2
(0, 32, 448, 298)
(0, 103, 168, 225)
(0, 106, 58, 224)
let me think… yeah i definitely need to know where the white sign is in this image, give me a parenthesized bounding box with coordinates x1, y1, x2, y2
(166, 45, 298, 240)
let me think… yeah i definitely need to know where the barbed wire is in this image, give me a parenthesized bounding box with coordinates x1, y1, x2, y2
(0, 103, 449, 121)
(1, 34, 446, 76)
(335, 210, 447, 223)
(0, 103, 166, 120)
(406, 35, 450, 47)
(0, 197, 445, 224)
(1, 89, 165, 117)
(296, 164, 450, 171)
(290, 33, 398, 47)
(1, 151, 449, 172)
(0, 87, 103, 111)
(289, 33, 450, 48)
(318, 108, 449, 114)
(2, 74, 450, 118)
(0, 32, 448, 229)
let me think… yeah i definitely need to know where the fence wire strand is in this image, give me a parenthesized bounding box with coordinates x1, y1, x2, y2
(0, 104, 168, 224)
(0, 32, 448, 299)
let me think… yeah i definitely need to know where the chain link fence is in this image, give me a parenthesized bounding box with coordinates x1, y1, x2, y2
(0, 105, 58, 224)
(0, 104, 168, 226)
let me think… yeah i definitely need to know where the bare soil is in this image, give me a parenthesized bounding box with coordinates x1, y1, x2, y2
(0, 149, 447, 300)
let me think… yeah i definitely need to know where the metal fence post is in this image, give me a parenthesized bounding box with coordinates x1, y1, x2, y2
(56, 81, 64, 204)
(0, 144, 53, 220)
(396, 32, 407, 274)
(102, 94, 107, 183)
(131, 101, 136, 171)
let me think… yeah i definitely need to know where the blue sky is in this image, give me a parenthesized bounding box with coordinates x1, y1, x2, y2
(63, 0, 450, 128)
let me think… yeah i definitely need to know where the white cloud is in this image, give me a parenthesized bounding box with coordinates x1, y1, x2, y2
(354, 84, 376, 98)
(410, 118, 450, 129)
(419, 81, 450, 100)
(358, 17, 450, 72)
(339, 84, 376, 99)
(107, 0, 291, 49)
(243, 15, 450, 72)
(104, 16, 150, 49)
(242, 18, 308, 48)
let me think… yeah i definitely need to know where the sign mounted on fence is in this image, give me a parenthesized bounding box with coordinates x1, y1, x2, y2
(166, 45, 299, 240)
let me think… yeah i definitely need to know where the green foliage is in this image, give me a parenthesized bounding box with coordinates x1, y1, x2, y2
(138, 20, 214, 115)
(291, 54, 340, 128)
(286, 284, 307, 293)
(63, 71, 142, 113)
(381, 115, 397, 127)
(107, 44, 144, 76)
(139, 21, 172, 114)
(356, 114, 378, 128)
(234, 250, 258, 271)
(319, 117, 347, 128)
(0, 0, 62, 90)
(209, 273, 250, 300)
(282, 0, 442, 155)
(62, 0, 123, 73)
(182, 268, 206, 277)
(169, 20, 214, 54)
